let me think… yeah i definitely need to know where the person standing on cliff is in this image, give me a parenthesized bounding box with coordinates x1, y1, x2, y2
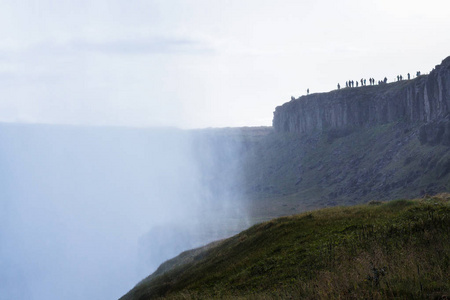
(307, 88, 309, 95)
(408, 73, 411, 80)
(337, 83, 340, 89)
(384, 77, 387, 84)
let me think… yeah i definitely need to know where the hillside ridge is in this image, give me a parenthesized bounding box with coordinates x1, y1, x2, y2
(120, 194, 450, 299)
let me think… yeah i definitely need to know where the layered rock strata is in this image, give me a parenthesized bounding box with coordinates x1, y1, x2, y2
(273, 56, 450, 133)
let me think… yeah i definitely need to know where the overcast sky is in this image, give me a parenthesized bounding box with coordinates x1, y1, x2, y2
(1, 0, 450, 129)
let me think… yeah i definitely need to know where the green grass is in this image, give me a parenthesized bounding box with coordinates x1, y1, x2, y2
(121, 194, 450, 300)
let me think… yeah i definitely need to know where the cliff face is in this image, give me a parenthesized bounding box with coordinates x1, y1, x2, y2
(273, 56, 450, 133)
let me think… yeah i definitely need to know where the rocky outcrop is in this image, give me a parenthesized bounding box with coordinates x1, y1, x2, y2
(273, 56, 450, 133)
(418, 116, 450, 146)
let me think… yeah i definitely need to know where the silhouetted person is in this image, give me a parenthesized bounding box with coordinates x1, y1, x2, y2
(337, 83, 340, 89)
(361, 79, 363, 86)
(408, 73, 410, 80)
(364, 79, 366, 86)
(400, 75, 403, 81)
(384, 77, 387, 84)
(352, 80, 354, 87)
(417, 71, 421, 77)
(307, 88, 309, 95)
(291, 96, 295, 101)
(397, 75, 399, 81)
(356, 81, 359, 87)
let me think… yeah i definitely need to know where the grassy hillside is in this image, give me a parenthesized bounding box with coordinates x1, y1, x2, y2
(121, 194, 450, 299)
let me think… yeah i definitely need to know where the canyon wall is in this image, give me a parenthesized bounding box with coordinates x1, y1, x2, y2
(273, 56, 450, 133)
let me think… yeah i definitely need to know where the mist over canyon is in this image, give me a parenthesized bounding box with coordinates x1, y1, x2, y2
(3, 56, 450, 300)
(0, 124, 248, 300)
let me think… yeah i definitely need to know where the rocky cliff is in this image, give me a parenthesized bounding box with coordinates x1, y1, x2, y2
(273, 56, 450, 133)
(121, 58, 450, 300)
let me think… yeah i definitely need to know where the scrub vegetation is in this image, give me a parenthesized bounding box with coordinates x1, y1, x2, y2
(121, 194, 450, 299)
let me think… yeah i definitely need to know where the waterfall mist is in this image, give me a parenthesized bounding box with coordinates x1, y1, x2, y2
(0, 123, 248, 300)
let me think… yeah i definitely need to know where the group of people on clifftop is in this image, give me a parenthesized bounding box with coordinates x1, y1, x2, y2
(336, 71, 422, 91)
(302, 70, 422, 97)
(342, 77, 386, 89)
(342, 78, 378, 88)
(394, 71, 420, 82)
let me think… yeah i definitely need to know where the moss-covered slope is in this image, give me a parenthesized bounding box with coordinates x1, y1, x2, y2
(121, 194, 450, 300)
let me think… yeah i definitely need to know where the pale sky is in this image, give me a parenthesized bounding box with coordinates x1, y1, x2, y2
(1, 0, 450, 128)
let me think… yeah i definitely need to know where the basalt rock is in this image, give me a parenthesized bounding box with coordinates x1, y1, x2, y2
(418, 116, 450, 146)
(273, 56, 450, 134)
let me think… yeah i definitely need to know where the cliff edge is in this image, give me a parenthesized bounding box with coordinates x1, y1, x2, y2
(273, 56, 450, 134)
